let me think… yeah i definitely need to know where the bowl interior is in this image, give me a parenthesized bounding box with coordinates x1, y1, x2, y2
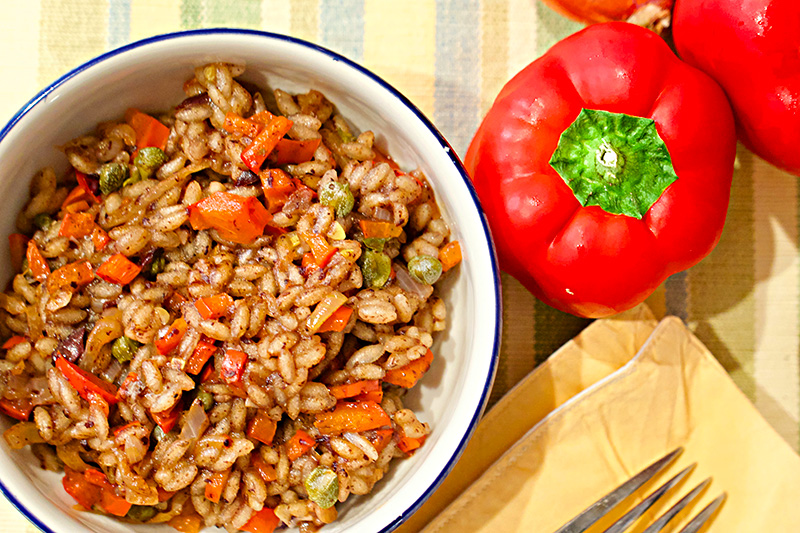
(0, 30, 499, 533)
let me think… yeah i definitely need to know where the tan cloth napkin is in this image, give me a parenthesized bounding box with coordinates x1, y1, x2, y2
(402, 308, 800, 532)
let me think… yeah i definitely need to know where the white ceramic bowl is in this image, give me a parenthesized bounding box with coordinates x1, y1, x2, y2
(0, 29, 500, 533)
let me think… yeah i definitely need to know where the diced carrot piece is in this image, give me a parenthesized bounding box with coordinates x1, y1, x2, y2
(302, 232, 337, 268)
(168, 512, 204, 533)
(61, 186, 94, 212)
(241, 507, 281, 533)
(0, 398, 33, 421)
(46, 260, 93, 294)
(314, 401, 391, 435)
(329, 380, 381, 400)
(1, 336, 26, 350)
(8, 234, 28, 272)
(59, 212, 95, 239)
(259, 168, 296, 213)
(270, 137, 321, 165)
(194, 293, 234, 320)
(157, 486, 175, 502)
(359, 219, 403, 239)
(86, 389, 110, 417)
(316, 305, 353, 333)
(383, 349, 434, 388)
(204, 470, 230, 503)
(96, 253, 142, 285)
(223, 112, 263, 138)
(368, 428, 394, 453)
(155, 318, 188, 356)
(91, 225, 110, 251)
(151, 401, 182, 433)
(439, 240, 462, 271)
(240, 116, 293, 172)
(62, 467, 102, 511)
(185, 338, 217, 375)
(301, 252, 320, 277)
(247, 412, 277, 446)
(354, 388, 383, 404)
(125, 108, 170, 150)
(188, 192, 272, 244)
(164, 291, 188, 314)
(112, 421, 142, 438)
(286, 429, 316, 460)
(249, 110, 276, 125)
(396, 432, 427, 455)
(251, 454, 277, 483)
(26, 240, 51, 281)
(75, 171, 100, 203)
(221, 349, 248, 384)
(55, 356, 119, 405)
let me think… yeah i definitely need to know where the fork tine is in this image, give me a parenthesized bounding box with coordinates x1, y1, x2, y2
(603, 464, 696, 533)
(554, 448, 683, 533)
(640, 478, 711, 533)
(676, 493, 727, 533)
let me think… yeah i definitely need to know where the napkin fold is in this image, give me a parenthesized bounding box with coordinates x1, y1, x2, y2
(403, 307, 800, 532)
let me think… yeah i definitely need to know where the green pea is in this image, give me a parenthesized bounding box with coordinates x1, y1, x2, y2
(98, 163, 129, 195)
(134, 147, 168, 181)
(408, 254, 443, 285)
(318, 181, 354, 218)
(360, 249, 391, 288)
(305, 466, 338, 509)
(126, 505, 157, 522)
(196, 390, 214, 411)
(33, 213, 54, 231)
(111, 336, 141, 363)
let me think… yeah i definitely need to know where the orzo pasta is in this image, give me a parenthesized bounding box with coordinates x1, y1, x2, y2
(0, 63, 462, 532)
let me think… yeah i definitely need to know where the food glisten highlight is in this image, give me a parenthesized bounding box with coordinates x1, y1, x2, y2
(466, 22, 736, 318)
(0, 63, 460, 532)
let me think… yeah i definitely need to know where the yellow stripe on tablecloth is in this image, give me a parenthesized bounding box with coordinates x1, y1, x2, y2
(506, 0, 538, 78)
(687, 144, 756, 397)
(290, 0, 319, 42)
(262, 0, 291, 34)
(479, 0, 508, 116)
(753, 156, 800, 447)
(38, 0, 108, 86)
(0, 2, 41, 130)
(130, 0, 182, 41)
(363, 0, 435, 118)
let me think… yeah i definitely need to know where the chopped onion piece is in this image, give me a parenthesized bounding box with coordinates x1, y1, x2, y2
(394, 264, 434, 300)
(179, 400, 209, 442)
(343, 431, 379, 461)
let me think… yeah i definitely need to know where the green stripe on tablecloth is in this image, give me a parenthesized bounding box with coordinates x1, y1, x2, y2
(534, 0, 582, 54)
(108, 0, 131, 48)
(38, 0, 108, 86)
(206, 0, 261, 28)
(688, 144, 756, 399)
(180, 0, 202, 28)
(479, 0, 509, 116)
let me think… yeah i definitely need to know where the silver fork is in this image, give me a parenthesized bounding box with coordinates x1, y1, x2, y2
(554, 448, 726, 533)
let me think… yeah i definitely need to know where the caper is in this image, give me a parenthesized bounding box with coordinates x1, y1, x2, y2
(361, 237, 386, 252)
(122, 166, 141, 188)
(152, 425, 166, 442)
(134, 147, 168, 180)
(360, 249, 391, 288)
(408, 254, 443, 285)
(126, 504, 157, 522)
(111, 336, 140, 363)
(318, 181, 354, 218)
(144, 253, 166, 279)
(33, 213, 54, 231)
(196, 390, 214, 411)
(98, 163, 129, 195)
(305, 466, 338, 509)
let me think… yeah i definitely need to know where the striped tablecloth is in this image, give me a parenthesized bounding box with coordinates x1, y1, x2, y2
(0, 1, 797, 531)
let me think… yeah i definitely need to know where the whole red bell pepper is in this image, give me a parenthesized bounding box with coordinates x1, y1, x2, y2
(672, 0, 800, 176)
(465, 22, 736, 318)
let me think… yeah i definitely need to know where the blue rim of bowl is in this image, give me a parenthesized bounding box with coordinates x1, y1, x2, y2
(0, 28, 502, 533)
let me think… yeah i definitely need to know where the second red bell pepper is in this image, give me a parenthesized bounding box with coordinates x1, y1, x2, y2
(465, 23, 736, 318)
